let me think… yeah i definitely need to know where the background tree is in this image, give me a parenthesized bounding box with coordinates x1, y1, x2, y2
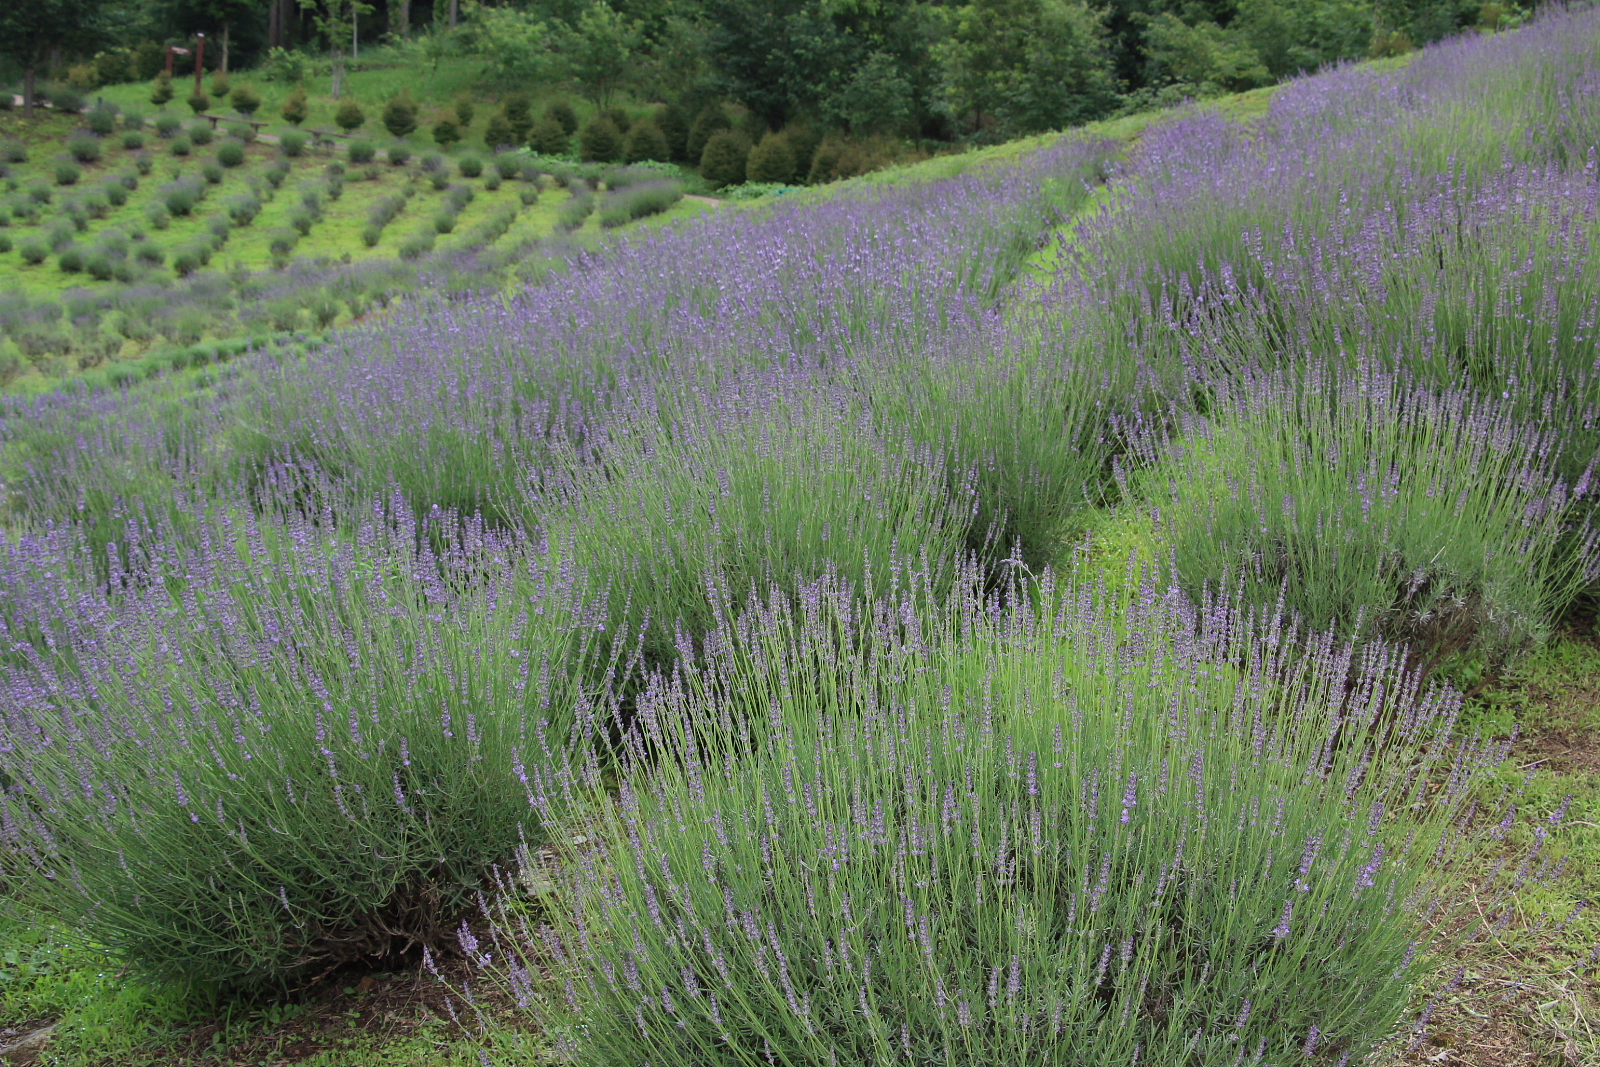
(297, 0, 374, 99)
(936, 0, 1118, 137)
(555, 2, 644, 108)
(382, 92, 418, 136)
(0, 0, 108, 119)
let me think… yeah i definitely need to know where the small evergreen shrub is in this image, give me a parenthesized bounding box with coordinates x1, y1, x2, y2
(201, 163, 224, 185)
(348, 140, 375, 164)
(527, 117, 570, 156)
(387, 142, 411, 166)
(122, 130, 145, 150)
(493, 153, 519, 179)
(686, 105, 731, 165)
(279, 130, 307, 157)
(457, 154, 483, 178)
(382, 94, 417, 138)
(57, 244, 85, 272)
(281, 87, 309, 126)
(622, 121, 668, 163)
(186, 91, 210, 115)
(544, 99, 578, 136)
(155, 114, 181, 138)
(699, 129, 749, 187)
(483, 113, 513, 149)
(55, 160, 82, 186)
(230, 85, 261, 117)
(483, 170, 501, 191)
(150, 72, 174, 106)
(398, 230, 434, 259)
(746, 131, 798, 184)
(503, 93, 535, 141)
(335, 99, 366, 133)
(216, 139, 246, 167)
(18, 240, 47, 265)
(188, 123, 214, 146)
(432, 117, 461, 148)
(579, 118, 622, 163)
(101, 181, 128, 206)
(453, 95, 475, 129)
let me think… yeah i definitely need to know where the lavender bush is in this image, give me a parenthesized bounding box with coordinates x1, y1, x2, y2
(0, 486, 613, 987)
(489, 566, 1509, 1066)
(1123, 362, 1600, 667)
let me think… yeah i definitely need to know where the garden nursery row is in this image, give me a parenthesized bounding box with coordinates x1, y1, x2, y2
(0, 8, 1597, 1066)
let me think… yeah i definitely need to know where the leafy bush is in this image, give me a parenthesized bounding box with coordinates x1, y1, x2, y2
(279, 130, 307, 157)
(57, 244, 85, 272)
(216, 139, 246, 168)
(169, 136, 191, 157)
(514, 571, 1505, 1067)
(527, 117, 570, 156)
(230, 85, 261, 117)
(432, 117, 461, 147)
(685, 104, 730, 165)
(281, 87, 309, 126)
(398, 230, 435, 260)
(544, 99, 578, 136)
(553, 184, 593, 231)
(154, 114, 181, 138)
(1, 140, 25, 163)
(433, 210, 458, 234)
(361, 225, 382, 247)
(335, 99, 366, 132)
(67, 131, 103, 161)
(84, 249, 115, 281)
(387, 142, 411, 166)
(382, 93, 417, 138)
(518, 184, 540, 206)
(226, 121, 257, 143)
(202, 163, 224, 185)
(699, 129, 749, 187)
(171, 245, 202, 277)
(483, 170, 501, 191)
(288, 208, 315, 236)
(149, 71, 174, 107)
(622, 121, 668, 164)
(493, 153, 519, 179)
(483, 113, 513, 149)
(187, 91, 210, 115)
(122, 130, 145, 150)
(225, 194, 261, 226)
(54, 160, 82, 186)
(86, 106, 118, 136)
(348, 140, 376, 165)
(18, 240, 47, 265)
(505, 92, 537, 141)
(188, 123, 214, 146)
(267, 228, 298, 256)
(101, 181, 128, 207)
(579, 118, 622, 163)
(746, 131, 798, 184)
(457, 154, 483, 178)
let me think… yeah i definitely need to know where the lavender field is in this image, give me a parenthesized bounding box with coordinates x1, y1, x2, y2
(1, 10, 1598, 1067)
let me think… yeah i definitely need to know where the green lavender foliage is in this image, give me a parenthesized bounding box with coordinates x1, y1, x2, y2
(521, 565, 1505, 1066)
(1127, 363, 1599, 665)
(0, 493, 612, 988)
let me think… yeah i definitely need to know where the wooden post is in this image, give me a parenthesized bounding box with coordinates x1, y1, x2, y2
(194, 34, 206, 98)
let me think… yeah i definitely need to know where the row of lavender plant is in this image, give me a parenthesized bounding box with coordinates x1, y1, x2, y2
(1047, 7, 1600, 483)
